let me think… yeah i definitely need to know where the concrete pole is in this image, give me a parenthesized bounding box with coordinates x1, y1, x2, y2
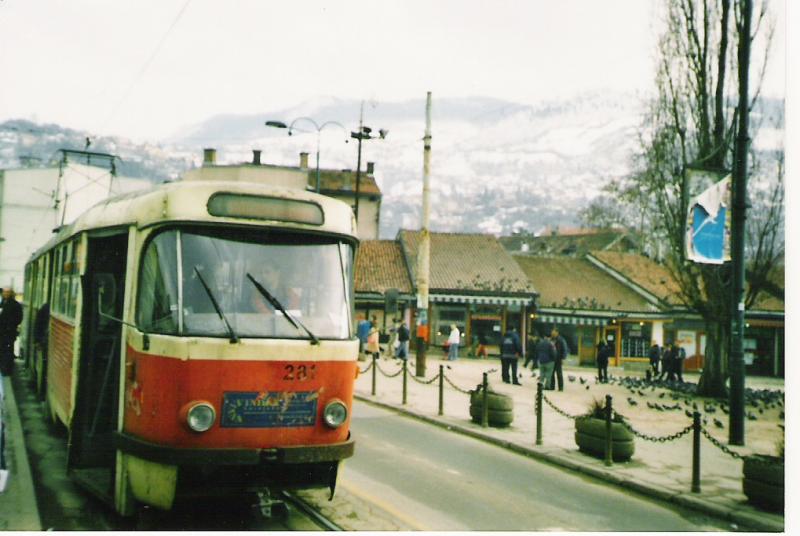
(415, 91, 432, 377)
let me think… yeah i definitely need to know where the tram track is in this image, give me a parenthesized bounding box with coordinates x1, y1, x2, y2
(279, 490, 344, 531)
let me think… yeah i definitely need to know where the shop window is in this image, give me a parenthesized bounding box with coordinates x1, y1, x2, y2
(621, 321, 652, 357)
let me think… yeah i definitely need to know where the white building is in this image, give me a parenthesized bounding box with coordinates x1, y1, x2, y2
(0, 161, 151, 289)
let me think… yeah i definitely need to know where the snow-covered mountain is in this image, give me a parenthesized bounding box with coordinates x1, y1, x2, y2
(1, 93, 784, 239)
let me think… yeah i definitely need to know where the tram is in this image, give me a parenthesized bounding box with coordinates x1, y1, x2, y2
(21, 180, 359, 515)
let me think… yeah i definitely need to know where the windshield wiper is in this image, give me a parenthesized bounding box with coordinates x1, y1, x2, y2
(246, 272, 319, 345)
(194, 266, 239, 343)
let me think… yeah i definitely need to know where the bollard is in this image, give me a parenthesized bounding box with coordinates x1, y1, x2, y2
(536, 381, 543, 446)
(402, 359, 408, 405)
(692, 411, 701, 493)
(371, 353, 377, 396)
(438, 364, 444, 416)
(604, 394, 613, 466)
(481, 372, 489, 428)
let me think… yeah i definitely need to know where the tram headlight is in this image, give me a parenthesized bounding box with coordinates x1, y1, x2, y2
(323, 400, 348, 429)
(183, 402, 216, 433)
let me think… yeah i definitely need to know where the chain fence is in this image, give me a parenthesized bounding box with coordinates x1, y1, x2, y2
(613, 411, 694, 443)
(701, 427, 744, 459)
(358, 361, 373, 375)
(408, 371, 442, 385)
(375, 361, 404, 378)
(542, 393, 582, 420)
(444, 374, 474, 394)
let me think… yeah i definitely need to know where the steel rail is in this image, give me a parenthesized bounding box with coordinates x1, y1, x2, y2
(279, 491, 344, 531)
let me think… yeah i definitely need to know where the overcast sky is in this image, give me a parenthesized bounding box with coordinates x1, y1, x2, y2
(0, 0, 787, 141)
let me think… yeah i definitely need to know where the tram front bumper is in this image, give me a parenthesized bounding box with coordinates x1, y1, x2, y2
(113, 431, 355, 466)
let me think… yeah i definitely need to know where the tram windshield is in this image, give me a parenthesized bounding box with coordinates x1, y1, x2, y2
(136, 228, 354, 340)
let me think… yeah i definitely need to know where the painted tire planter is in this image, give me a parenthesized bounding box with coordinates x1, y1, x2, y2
(574, 417, 635, 461)
(469, 389, 514, 427)
(742, 455, 784, 512)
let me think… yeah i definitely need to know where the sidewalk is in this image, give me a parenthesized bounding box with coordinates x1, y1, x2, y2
(0, 372, 42, 530)
(354, 352, 785, 532)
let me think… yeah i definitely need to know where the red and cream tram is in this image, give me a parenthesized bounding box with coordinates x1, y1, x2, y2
(21, 180, 359, 514)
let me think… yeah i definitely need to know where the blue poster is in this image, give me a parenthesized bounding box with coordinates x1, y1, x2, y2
(221, 391, 318, 428)
(691, 205, 727, 261)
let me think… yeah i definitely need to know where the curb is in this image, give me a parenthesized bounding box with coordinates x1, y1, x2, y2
(1, 374, 42, 530)
(354, 393, 784, 533)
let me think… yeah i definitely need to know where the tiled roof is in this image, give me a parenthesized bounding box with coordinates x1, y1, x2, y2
(501, 230, 638, 256)
(513, 255, 656, 312)
(589, 251, 684, 305)
(398, 230, 535, 295)
(313, 169, 381, 196)
(354, 240, 412, 294)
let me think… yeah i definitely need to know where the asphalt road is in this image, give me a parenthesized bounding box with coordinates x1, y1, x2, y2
(341, 402, 736, 531)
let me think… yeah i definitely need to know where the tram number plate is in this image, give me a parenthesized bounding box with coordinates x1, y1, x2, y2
(221, 391, 318, 428)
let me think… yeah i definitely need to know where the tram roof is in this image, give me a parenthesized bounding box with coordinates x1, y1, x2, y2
(30, 180, 358, 259)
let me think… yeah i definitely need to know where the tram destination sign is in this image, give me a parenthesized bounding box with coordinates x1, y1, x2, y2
(221, 391, 318, 428)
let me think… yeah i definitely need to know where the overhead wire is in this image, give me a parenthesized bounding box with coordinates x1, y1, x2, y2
(99, 0, 193, 133)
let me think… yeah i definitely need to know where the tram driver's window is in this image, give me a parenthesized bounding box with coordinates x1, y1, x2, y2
(137, 232, 179, 334)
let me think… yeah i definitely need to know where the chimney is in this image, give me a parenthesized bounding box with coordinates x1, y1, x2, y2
(366, 161, 375, 174)
(203, 148, 217, 166)
(252, 150, 262, 165)
(299, 152, 309, 170)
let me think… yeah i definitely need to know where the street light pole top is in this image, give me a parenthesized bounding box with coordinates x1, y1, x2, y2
(350, 126, 388, 141)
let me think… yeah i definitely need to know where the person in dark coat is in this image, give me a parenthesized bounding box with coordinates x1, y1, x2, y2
(534, 333, 557, 390)
(659, 342, 676, 381)
(596, 340, 611, 383)
(0, 288, 23, 376)
(523, 334, 538, 372)
(550, 328, 568, 391)
(648, 341, 661, 376)
(674, 344, 686, 382)
(500, 327, 522, 385)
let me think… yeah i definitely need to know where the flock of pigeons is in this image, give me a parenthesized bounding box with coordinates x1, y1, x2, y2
(565, 373, 785, 430)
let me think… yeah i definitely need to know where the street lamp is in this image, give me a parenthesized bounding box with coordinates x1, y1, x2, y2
(350, 125, 387, 222)
(265, 117, 347, 193)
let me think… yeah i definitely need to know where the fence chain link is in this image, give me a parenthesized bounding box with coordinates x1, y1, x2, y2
(613, 411, 693, 442)
(443, 374, 473, 394)
(358, 361, 373, 375)
(701, 428, 743, 459)
(408, 372, 441, 385)
(542, 394, 581, 420)
(375, 361, 404, 378)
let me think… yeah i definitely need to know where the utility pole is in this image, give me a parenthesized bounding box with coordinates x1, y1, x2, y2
(354, 102, 365, 222)
(728, 0, 752, 446)
(415, 92, 432, 377)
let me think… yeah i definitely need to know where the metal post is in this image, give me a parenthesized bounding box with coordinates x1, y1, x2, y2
(415, 91, 432, 378)
(536, 381, 543, 446)
(371, 353, 377, 396)
(728, 0, 753, 447)
(604, 394, 613, 466)
(692, 411, 701, 493)
(481, 372, 489, 428)
(354, 102, 364, 223)
(402, 358, 408, 405)
(314, 133, 321, 193)
(438, 364, 444, 416)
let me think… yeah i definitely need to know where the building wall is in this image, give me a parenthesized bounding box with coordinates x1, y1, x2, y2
(0, 164, 149, 289)
(183, 165, 308, 189)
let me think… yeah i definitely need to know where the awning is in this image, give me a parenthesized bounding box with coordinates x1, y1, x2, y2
(430, 293, 533, 307)
(535, 314, 608, 326)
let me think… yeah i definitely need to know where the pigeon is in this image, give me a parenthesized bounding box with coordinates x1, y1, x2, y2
(779, 411, 784, 420)
(685, 410, 694, 419)
(746, 412, 757, 421)
(637, 390, 646, 397)
(627, 398, 638, 406)
(721, 406, 729, 415)
(579, 377, 587, 385)
(714, 418, 724, 428)
(658, 392, 666, 399)
(568, 375, 576, 382)
(647, 402, 656, 409)
(585, 385, 590, 390)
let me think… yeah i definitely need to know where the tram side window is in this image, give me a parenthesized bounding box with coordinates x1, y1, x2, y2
(67, 238, 80, 318)
(137, 231, 180, 334)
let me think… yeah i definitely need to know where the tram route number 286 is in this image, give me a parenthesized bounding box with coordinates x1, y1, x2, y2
(283, 364, 316, 381)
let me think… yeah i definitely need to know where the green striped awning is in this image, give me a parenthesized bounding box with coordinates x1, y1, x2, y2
(535, 314, 609, 326)
(430, 293, 533, 307)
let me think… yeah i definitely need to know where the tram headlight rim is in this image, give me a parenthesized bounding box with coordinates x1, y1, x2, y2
(181, 401, 217, 433)
(322, 399, 348, 429)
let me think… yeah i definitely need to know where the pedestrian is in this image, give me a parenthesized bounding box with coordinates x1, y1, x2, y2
(395, 319, 410, 360)
(366, 321, 381, 361)
(596, 340, 611, 383)
(356, 315, 371, 357)
(674, 344, 686, 382)
(534, 332, 557, 389)
(550, 328, 568, 391)
(659, 342, 676, 381)
(523, 333, 537, 371)
(446, 324, 460, 361)
(475, 331, 489, 359)
(499, 326, 522, 385)
(0, 288, 23, 377)
(648, 341, 661, 377)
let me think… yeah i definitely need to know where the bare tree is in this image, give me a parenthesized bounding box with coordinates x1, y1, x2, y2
(613, 0, 782, 396)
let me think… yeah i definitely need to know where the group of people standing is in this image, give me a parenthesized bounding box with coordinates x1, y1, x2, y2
(648, 340, 686, 382)
(515, 328, 568, 390)
(357, 315, 411, 362)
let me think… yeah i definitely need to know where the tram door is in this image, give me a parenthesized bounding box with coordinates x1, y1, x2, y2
(69, 233, 128, 486)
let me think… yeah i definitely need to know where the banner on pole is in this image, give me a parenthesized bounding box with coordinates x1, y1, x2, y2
(685, 175, 732, 264)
